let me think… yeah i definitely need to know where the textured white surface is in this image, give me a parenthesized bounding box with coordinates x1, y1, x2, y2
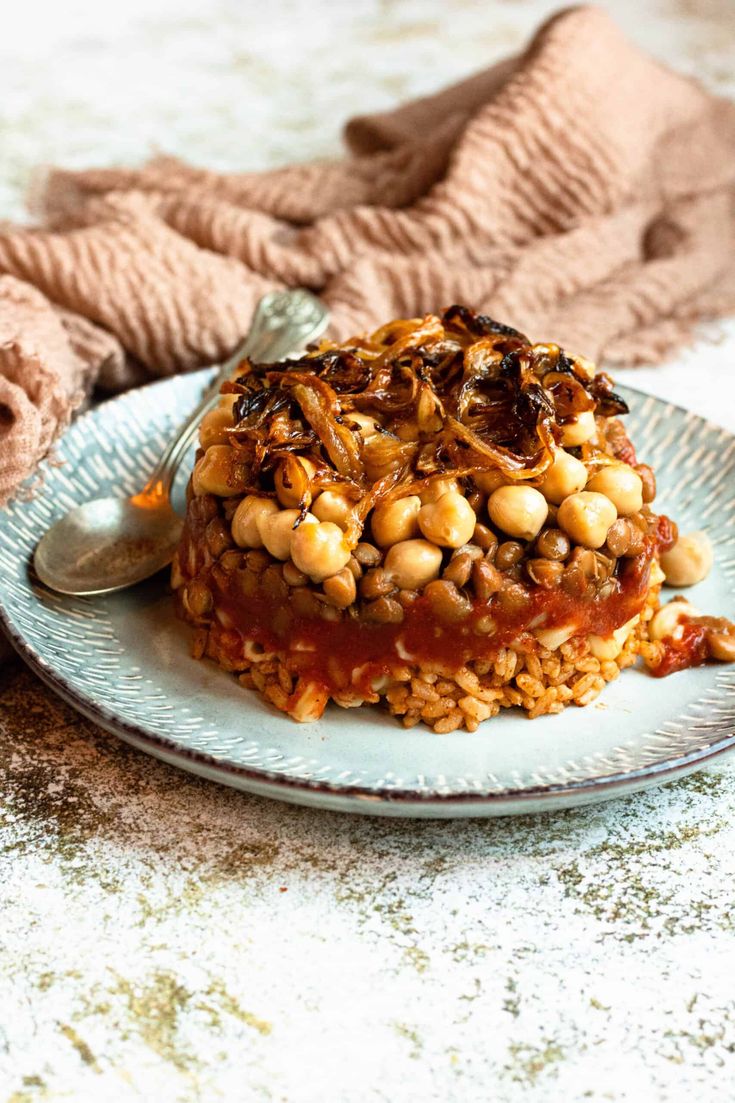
(2, 1, 735, 1100)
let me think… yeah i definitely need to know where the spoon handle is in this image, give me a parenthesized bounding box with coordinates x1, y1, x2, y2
(141, 289, 329, 500)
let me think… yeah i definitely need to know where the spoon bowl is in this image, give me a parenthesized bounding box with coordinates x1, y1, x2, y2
(32, 289, 329, 596)
(33, 494, 183, 596)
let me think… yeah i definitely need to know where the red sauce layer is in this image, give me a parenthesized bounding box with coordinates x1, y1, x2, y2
(650, 622, 710, 678)
(211, 558, 653, 697)
(177, 505, 658, 696)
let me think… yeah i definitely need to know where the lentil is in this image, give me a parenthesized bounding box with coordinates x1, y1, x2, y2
(535, 527, 570, 560)
(363, 596, 405, 624)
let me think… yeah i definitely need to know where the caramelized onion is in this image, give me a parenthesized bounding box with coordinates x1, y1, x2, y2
(220, 306, 625, 545)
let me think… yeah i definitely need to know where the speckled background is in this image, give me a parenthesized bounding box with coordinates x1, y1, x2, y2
(2, 2, 735, 1100)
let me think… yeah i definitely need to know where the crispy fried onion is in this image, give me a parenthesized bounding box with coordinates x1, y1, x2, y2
(223, 305, 629, 541)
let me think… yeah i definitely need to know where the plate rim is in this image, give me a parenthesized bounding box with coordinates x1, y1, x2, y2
(1, 371, 734, 816)
(3, 607, 735, 815)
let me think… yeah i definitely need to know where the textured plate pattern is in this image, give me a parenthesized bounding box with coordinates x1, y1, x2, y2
(0, 371, 734, 816)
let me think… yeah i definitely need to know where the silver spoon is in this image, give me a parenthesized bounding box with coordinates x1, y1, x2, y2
(33, 289, 330, 596)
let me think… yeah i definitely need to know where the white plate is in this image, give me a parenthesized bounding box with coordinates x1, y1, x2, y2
(1, 370, 734, 817)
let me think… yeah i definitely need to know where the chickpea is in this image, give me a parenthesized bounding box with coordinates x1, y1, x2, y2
(274, 456, 317, 507)
(258, 509, 317, 561)
(650, 599, 698, 641)
(560, 410, 597, 447)
(371, 495, 421, 547)
(290, 521, 351, 583)
(473, 470, 507, 495)
(538, 449, 587, 504)
(708, 632, 735, 662)
(557, 491, 616, 549)
(586, 464, 643, 516)
(419, 477, 461, 504)
(660, 531, 713, 587)
(192, 445, 248, 497)
(231, 495, 279, 548)
(384, 539, 443, 590)
(347, 412, 380, 439)
(313, 489, 355, 531)
(488, 485, 548, 541)
(419, 491, 476, 548)
(199, 394, 238, 449)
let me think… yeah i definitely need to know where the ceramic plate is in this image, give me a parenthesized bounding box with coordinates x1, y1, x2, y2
(1, 370, 734, 817)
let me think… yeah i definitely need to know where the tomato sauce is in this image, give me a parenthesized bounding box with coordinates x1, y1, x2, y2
(176, 499, 659, 697)
(649, 621, 710, 678)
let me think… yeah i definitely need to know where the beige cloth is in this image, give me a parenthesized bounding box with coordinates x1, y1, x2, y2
(1, 4, 735, 509)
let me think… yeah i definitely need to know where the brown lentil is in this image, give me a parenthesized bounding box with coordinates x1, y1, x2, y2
(291, 587, 321, 619)
(497, 580, 532, 614)
(354, 542, 382, 568)
(526, 558, 564, 589)
(604, 517, 632, 558)
(360, 567, 397, 600)
(495, 541, 525, 571)
(282, 561, 309, 587)
(626, 524, 646, 556)
(363, 596, 404, 624)
(219, 549, 246, 572)
(472, 559, 503, 602)
(261, 565, 288, 604)
(184, 580, 213, 618)
(636, 463, 656, 503)
(472, 524, 498, 554)
(424, 580, 472, 623)
(346, 555, 363, 580)
(245, 549, 270, 574)
(442, 551, 474, 588)
(561, 563, 590, 598)
(535, 527, 570, 560)
(467, 490, 484, 514)
(235, 569, 258, 599)
(568, 547, 612, 580)
(323, 568, 357, 608)
(205, 517, 233, 558)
